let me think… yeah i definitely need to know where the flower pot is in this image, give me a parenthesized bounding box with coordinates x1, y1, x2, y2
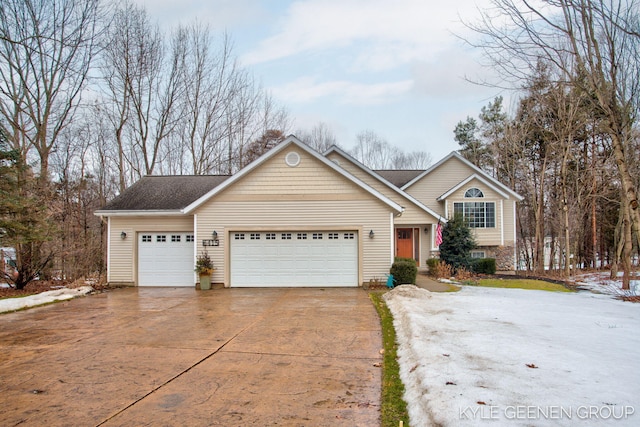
(199, 274, 211, 290)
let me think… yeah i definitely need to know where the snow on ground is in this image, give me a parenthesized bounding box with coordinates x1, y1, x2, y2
(0, 286, 93, 313)
(574, 271, 639, 298)
(385, 285, 639, 426)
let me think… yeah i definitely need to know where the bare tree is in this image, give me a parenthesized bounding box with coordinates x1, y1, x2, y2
(296, 122, 338, 153)
(237, 91, 291, 169)
(100, 0, 184, 186)
(351, 129, 431, 169)
(351, 130, 395, 169)
(177, 26, 238, 175)
(0, 0, 102, 181)
(467, 0, 640, 286)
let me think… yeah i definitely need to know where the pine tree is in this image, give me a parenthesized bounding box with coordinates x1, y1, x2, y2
(439, 213, 476, 272)
(0, 128, 55, 289)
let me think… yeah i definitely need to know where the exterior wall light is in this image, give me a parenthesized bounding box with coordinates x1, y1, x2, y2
(424, 227, 429, 234)
(120, 231, 127, 240)
(212, 230, 218, 240)
(369, 230, 375, 238)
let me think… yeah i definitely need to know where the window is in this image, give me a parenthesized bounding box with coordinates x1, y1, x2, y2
(186, 235, 194, 242)
(471, 251, 486, 259)
(171, 235, 181, 242)
(250, 233, 261, 240)
(465, 187, 484, 198)
(142, 235, 152, 243)
(344, 232, 355, 240)
(454, 202, 495, 228)
(328, 233, 338, 240)
(281, 233, 292, 240)
(234, 233, 245, 240)
(397, 229, 411, 239)
(265, 233, 276, 240)
(156, 235, 166, 242)
(297, 233, 307, 240)
(312, 233, 323, 240)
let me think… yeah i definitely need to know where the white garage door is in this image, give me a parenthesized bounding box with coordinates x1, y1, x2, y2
(138, 233, 194, 287)
(230, 231, 358, 287)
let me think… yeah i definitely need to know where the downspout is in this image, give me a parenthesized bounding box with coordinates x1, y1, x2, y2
(194, 213, 198, 285)
(106, 216, 111, 283)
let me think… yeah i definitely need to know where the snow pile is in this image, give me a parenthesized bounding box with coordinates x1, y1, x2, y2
(0, 286, 93, 313)
(385, 285, 640, 426)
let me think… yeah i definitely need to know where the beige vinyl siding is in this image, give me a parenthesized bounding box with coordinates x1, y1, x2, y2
(197, 150, 395, 286)
(108, 216, 193, 284)
(326, 152, 436, 224)
(405, 157, 476, 215)
(502, 198, 517, 246)
(218, 150, 367, 200)
(198, 201, 392, 287)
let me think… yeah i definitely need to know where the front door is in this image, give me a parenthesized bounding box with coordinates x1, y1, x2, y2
(396, 228, 413, 259)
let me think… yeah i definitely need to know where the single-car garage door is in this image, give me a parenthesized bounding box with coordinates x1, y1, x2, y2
(138, 232, 194, 287)
(230, 231, 358, 287)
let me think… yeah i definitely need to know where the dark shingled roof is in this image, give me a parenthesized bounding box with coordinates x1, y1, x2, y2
(374, 170, 425, 188)
(99, 175, 231, 211)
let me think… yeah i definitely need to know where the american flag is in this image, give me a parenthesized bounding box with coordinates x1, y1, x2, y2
(435, 222, 443, 246)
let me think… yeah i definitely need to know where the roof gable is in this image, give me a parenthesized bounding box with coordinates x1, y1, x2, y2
(402, 152, 523, 201)
(437, 174, 509, 201)
(323, 146, 444, 222)
(184, 136, 403, 213)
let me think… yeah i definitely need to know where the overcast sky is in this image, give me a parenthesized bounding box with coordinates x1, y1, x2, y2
(135, 0, 502, 162)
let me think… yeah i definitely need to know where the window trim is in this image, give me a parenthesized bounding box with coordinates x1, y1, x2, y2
(454, 201, 496, 228)
(465, 187, 484, 198)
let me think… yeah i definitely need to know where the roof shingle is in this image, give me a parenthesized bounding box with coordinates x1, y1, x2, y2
(374, 170, 425, 188)
(98, 175, 230, 211)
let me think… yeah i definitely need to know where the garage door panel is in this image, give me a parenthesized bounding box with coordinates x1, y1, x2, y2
(230, 231, 358, 287)
(138, 233, 194, 287)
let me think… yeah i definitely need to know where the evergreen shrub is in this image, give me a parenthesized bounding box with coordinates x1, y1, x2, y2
(390, 260, 418, 285)
(472, 258, 496, 274)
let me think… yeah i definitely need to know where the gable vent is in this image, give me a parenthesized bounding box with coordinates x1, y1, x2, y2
(285, 151, 301, 167)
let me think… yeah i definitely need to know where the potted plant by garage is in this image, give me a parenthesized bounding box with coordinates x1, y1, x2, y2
(195, 251, 214, 290)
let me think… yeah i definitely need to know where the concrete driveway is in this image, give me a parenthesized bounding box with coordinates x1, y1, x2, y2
(0, 287, 382, 426)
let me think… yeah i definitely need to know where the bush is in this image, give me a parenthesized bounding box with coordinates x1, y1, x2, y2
(472, 258, 496, 275)
(390, 260, 418, 285)
(426, 258, 440, 276)
(454, 266, 474, 282)
(433, 261, 453, 279)
(394, 256, 417, 266)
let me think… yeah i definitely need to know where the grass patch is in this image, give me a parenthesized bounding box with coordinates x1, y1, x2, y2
(442, 283, 461, 292)
(472, 278, 573, 292)
(369, 292, 410, 427)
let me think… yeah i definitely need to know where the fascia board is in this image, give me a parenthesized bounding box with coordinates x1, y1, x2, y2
(93, 210, 184, 217)
(437, 174, 510, 201)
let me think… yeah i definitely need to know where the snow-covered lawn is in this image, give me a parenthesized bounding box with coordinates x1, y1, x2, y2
(0, 286, 93, 313)
(384, 285, 639, 426)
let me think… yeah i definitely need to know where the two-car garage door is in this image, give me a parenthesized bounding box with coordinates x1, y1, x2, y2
(230, 231, 359, 287)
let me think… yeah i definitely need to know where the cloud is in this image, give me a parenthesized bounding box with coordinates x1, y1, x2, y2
(241, 0, 480, 67)
(410, 47, 500, 99)
(271, 76, 413, 105)
(133, 0, 268, 30)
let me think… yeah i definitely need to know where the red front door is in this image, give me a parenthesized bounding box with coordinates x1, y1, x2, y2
(396, 228, 413, 259)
